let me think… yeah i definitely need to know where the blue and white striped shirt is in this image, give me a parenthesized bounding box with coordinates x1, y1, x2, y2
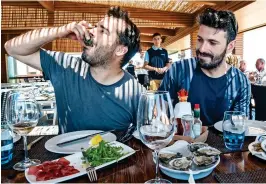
(159, 57, 251, 125)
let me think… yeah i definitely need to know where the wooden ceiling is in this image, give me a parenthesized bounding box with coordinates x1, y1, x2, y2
(1, 0, 254, 51)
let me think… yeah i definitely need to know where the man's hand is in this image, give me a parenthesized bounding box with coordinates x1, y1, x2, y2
(61, 21, 92, 46)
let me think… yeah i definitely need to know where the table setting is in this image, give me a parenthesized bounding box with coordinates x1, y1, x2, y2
(2, 90, 266, 183)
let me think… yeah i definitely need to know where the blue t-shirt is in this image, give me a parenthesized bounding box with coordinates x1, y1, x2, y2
(40, 49, 145, 133)
(159, 58, 251, 126)
(187, 67, 228, 125)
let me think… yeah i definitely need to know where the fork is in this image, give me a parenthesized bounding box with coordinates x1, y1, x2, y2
(86, 166, 97, 182)
(81, 148, 97, 182)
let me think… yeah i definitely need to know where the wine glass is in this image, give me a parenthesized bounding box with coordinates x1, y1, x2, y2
(137, 91, 175, 184)
(6, 91, 41, 171)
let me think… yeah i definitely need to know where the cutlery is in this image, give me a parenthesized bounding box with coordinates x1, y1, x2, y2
(81, 148, 97, 182)
(188, 169, 195, 184)
(57, 130, 115, 147)
(27, 136, 44, 151)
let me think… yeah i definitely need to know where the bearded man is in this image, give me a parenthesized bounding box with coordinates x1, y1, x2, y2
(159, 8, 251, 126)
(5, 7, 145, 133)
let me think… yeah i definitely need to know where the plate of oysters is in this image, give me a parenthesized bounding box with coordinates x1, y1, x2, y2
(157, 141, 221, 180)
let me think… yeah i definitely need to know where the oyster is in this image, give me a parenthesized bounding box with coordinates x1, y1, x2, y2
(188, 142, 208, 152)
(159, 152, 182, 164)
(169, 157, 192, 170)
(252, 142, 264, 152)
(193, 155, 217, 166)
(195, 146, 221, 156)
(83, 37, 94, 47)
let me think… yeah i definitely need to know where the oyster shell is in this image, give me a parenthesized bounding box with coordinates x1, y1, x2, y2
(193, 155, 217, 166)
(195, 146, 221, 156)
(159, 152, 182, 164)
(169, 157, 192, 170)
(252, 142, 264, 152)
(188, 142, 208, 152)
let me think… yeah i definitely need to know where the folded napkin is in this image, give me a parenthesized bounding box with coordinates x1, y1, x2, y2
(215, 169, 266, 183)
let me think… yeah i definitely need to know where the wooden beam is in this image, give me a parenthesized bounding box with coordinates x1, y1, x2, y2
(139, 27, 176, 36)
(38, 0, 54, 11)
(1, 1, 43, 8)
(140, 35, 153, 42)
(141, 42, 153, 48)
(187, 1, 226, 6)
(162, 1, 254, 47)
(53, 1, 193, 27)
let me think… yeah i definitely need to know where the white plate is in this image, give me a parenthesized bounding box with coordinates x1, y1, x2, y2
(157, 141, 220, 180)
(35, 96, 48, 101)
(25, 141, 135, 183)
(45, 130, 116, 154)
(248, 141, 266, 160)
(261, 140, 266, 153)
(214, 120, 266, 136)
(133, 130, 140, 140)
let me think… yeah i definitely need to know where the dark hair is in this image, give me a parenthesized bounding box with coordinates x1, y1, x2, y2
(152, 33, 161, 38)
(107, 6, 140, 67)
(197, 8, 238, 43)
(257, 58, 265, 64)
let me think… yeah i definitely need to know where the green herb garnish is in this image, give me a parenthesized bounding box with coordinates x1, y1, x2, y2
(82, 141, 125, 167)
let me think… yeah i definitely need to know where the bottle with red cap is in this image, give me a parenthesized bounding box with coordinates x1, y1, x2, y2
(193, 104, 202, 138)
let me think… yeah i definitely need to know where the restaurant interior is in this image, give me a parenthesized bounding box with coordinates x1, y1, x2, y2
(1, 0, 266, 183)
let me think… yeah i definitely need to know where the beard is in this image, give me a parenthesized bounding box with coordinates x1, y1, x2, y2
(196, 48, 227, 70)
(81, 44, 116, 67)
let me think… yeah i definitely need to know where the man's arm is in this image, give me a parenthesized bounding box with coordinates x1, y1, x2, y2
(143, 51, 164, 74)
(4, 21, 90, 70)
(233, 78, 251, 118)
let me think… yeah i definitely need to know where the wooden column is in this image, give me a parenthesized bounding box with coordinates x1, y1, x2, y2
(233, 33, 244, 59)
(190, 30, 198, 57)
(1, 34, 20, 83)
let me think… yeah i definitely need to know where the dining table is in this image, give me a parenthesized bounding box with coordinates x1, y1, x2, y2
(1, 127, 266, 183)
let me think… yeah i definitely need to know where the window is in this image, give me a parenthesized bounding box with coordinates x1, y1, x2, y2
(243, 26, 266, 71)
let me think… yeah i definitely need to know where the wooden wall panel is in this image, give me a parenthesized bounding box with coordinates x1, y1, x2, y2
(190, 30, 198, 57)
(233, 33, 243, 59)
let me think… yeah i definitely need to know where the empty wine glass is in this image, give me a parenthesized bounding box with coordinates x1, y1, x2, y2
(137, 91, 175, 184)
(6, 91, 41, 170)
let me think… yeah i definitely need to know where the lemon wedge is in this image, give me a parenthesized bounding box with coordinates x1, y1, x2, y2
(89, 134, 103, 146)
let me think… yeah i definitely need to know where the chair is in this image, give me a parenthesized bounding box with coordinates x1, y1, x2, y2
(251, 84, 266, 121)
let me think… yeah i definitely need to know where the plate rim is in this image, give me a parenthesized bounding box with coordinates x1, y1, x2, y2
(214, 120, 266, 136)
(25, 141, 135, 183)
(261, 140, 266, 153)
(44, 130, 117, 154)
(248, 141, 266, 161)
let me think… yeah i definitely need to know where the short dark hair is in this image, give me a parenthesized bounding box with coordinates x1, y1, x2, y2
(107, 6, 140, 67)
(257, 58, 265, 64)
(152, 33, 161, 38)
(197, 8, 238, 44)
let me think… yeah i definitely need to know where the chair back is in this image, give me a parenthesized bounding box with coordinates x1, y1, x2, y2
(251, 84, 266, 121)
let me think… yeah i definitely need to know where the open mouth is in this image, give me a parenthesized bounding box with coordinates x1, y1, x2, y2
(83, 37, 94, 47)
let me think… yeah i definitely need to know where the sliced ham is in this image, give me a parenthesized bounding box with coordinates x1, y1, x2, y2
(28, 158, 79, 181)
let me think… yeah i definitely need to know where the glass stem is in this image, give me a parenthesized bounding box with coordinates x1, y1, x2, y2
(155, 149, 160, 181)
(23, 135, 30, 163)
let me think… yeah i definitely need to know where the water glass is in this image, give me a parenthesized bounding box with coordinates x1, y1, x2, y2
(1, 122, 13, 165)
(223, 111, 246, 150)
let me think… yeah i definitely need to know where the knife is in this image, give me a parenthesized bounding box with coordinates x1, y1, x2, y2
(57, 130, 114, 147)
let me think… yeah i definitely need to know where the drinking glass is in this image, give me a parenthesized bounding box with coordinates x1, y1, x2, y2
(6, 91, 41, 170)
(137, 91, 175, 184)
(223, 111, 246, 150)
